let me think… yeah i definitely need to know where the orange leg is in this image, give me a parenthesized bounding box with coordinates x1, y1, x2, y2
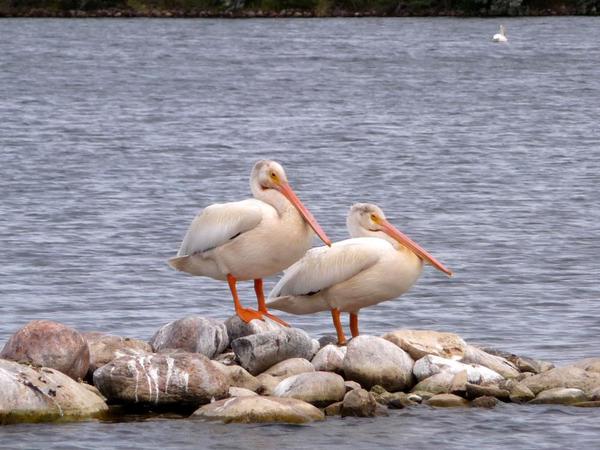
(227, 274, 263, 323)
(331, 308, 347, 346)
(350, 312, 359, 338)
(254, 279, 289, 327)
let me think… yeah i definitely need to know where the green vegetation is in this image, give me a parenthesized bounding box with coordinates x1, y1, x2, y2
(0, 0, 598, 15)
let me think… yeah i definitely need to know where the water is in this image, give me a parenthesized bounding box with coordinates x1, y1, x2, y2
(1, 17, 599, 449)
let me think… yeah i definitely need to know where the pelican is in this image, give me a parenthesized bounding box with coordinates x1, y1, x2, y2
(493, 25, 507, 43)
(168, 160, 331, 326)
(267, 203, 452, 344)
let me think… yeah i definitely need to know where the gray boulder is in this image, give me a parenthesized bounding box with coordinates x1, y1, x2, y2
(311, 344, 346, 373)
(224, 315, 283, 342)
(412, 372, 455, 394)
(93, 351, 228, 407)
(0, 358, 107, 424)
(273, 371, 346, 406)
(192, 396, 324, 424)
(150, 315, 228, 359)
(0, 320, 89, 380)
(231, 328, 316, 375)
(343, 335, 414, 391)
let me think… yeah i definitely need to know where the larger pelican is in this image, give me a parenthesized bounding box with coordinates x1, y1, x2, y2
(169, 160, 331, 325)
(267, 203, 452, 344)
(493, 25, 507, 43)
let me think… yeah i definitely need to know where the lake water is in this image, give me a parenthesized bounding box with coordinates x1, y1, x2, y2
(1, 16, 599, 449)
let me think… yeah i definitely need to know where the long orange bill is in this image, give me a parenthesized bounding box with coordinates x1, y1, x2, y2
(380, 219, 452, 277)
(278, 182, 332, 246)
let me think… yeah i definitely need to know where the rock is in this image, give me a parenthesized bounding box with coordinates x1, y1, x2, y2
(344, 380, 362, 392)
(311, 344, 346, 373)
(529, 388, 588, 405)
(465, 383, 510, 401)
(461, 346, 520, 379)
(224, 315, 283, 343)
(273, 371, 346, 406)
(0, 320, 89, 380)
(261, 358, 314, 378)
(517, 366, 600, 396)
(450, 370, 468, 395)
(341, 389, 377, 417)
(412, 372, 455, 394)
(83, 332, 152, 376)
(343, 335, 414, 391)
(411, 390, 435, 401)
(211, 361, 261, 392)
(0, 358, 107, 424)
(425, 393, 470, 407)
(590, 386, 600, 400)
(509, 384, 535, 403)
(324, 401, 343, 416)
(480, 347, 554, 374)
(318, 335, 338, 348)
(370, 385, 417, 408)
(93, 351, 228, 407)
(383, 329, 466, 360)
(228, 387, 258, 397)
(192, 396, 324, 424)
(413, 355, 504, 384)
(150, 316, 228, 359)
(213, 351, 236, 366)
(573, 401, 600, 407)
(570, 358, 600, 374)
(472, 396, 498, 408)
(231, 328, 316, 375)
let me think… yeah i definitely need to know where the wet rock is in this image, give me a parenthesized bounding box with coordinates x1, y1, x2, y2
(465, 382, 510, 401)
(0, 320, 89, 380)
(412, 372, 455, 394)
(383, 329, 466, 360)
(150, 315, 228, 359)
(224, 315, 283, 342)
(83, 332, 152, 376)
(273, 371, 345, 407)
(228, 387, 258, 397)
(343, 335, 414, 391)
(413, 355, 504, 384)
(509, 384, 535, 403)
(425, 393, 470, 408)
(517, 366, 600, 396)
(93, 351, 228, 407)
(0, 358, 107, 424)
(529, 387, 588, 405)
(231, 328, 316, 375)
(341, 388, 377, 417)
(324, 401, 343, 416)
(311, 344, 346, 373)
(344, 380, 361, 392)
(573, 401, 600, 407)
(192, 396, 324, 424)
(211, 361, 261, 392)
(472, 396, 498, 408)
(461, 346, 520, 379)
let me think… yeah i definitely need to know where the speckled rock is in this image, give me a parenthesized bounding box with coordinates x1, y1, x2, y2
(383, 329, 466, 360)
(211, 361, 261, 392)
(425, 393, 470, 408)
(0, 358, 107, 424)
(149, 315, 228, 359)
(461, 346, 520, 379)
(192, 396, 324, 424)
(231, 328, 316, 375)
(93, 351, 228, 406)
(529, 387, 588, 405)
(343, 336, 414, 391)
(311, 344, 346, 373)
(0, 320, 89, 380)
(83, 332, 152, 376)
(273, 371, 345, 406)
(341, 388, 378, 417)
(413, 355, 504, 384)
(224, 315, 283, 342)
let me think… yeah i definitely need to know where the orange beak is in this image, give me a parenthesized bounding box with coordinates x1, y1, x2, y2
(380, 219, 452, 276)
(277, 182, 332, 246)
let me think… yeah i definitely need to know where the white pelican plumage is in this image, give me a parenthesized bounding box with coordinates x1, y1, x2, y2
(493, 25, 507, 43)
(267, 203, 452, 344)
(169, 160, 331, 326)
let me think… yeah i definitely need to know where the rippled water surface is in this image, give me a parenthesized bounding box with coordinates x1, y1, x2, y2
(1, 17, 599, 449)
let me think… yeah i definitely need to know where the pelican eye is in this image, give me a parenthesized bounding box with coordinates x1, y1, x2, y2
(370, 214, 378, 223)
(270, 172, 279, 182)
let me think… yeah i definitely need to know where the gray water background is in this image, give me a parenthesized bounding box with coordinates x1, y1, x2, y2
(0, 17, 599, 449)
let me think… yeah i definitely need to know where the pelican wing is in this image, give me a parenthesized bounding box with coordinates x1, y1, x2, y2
(176, 199, 264, 256)
(269, 238, 389, 298)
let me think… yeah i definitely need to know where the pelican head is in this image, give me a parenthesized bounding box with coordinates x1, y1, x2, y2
(348, 202, 452, 276)
(251, 160, 332, 246)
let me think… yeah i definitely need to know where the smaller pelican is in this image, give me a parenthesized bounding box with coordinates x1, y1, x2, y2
(493, 25, 507, 43)
(267, 203, 452, 345)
